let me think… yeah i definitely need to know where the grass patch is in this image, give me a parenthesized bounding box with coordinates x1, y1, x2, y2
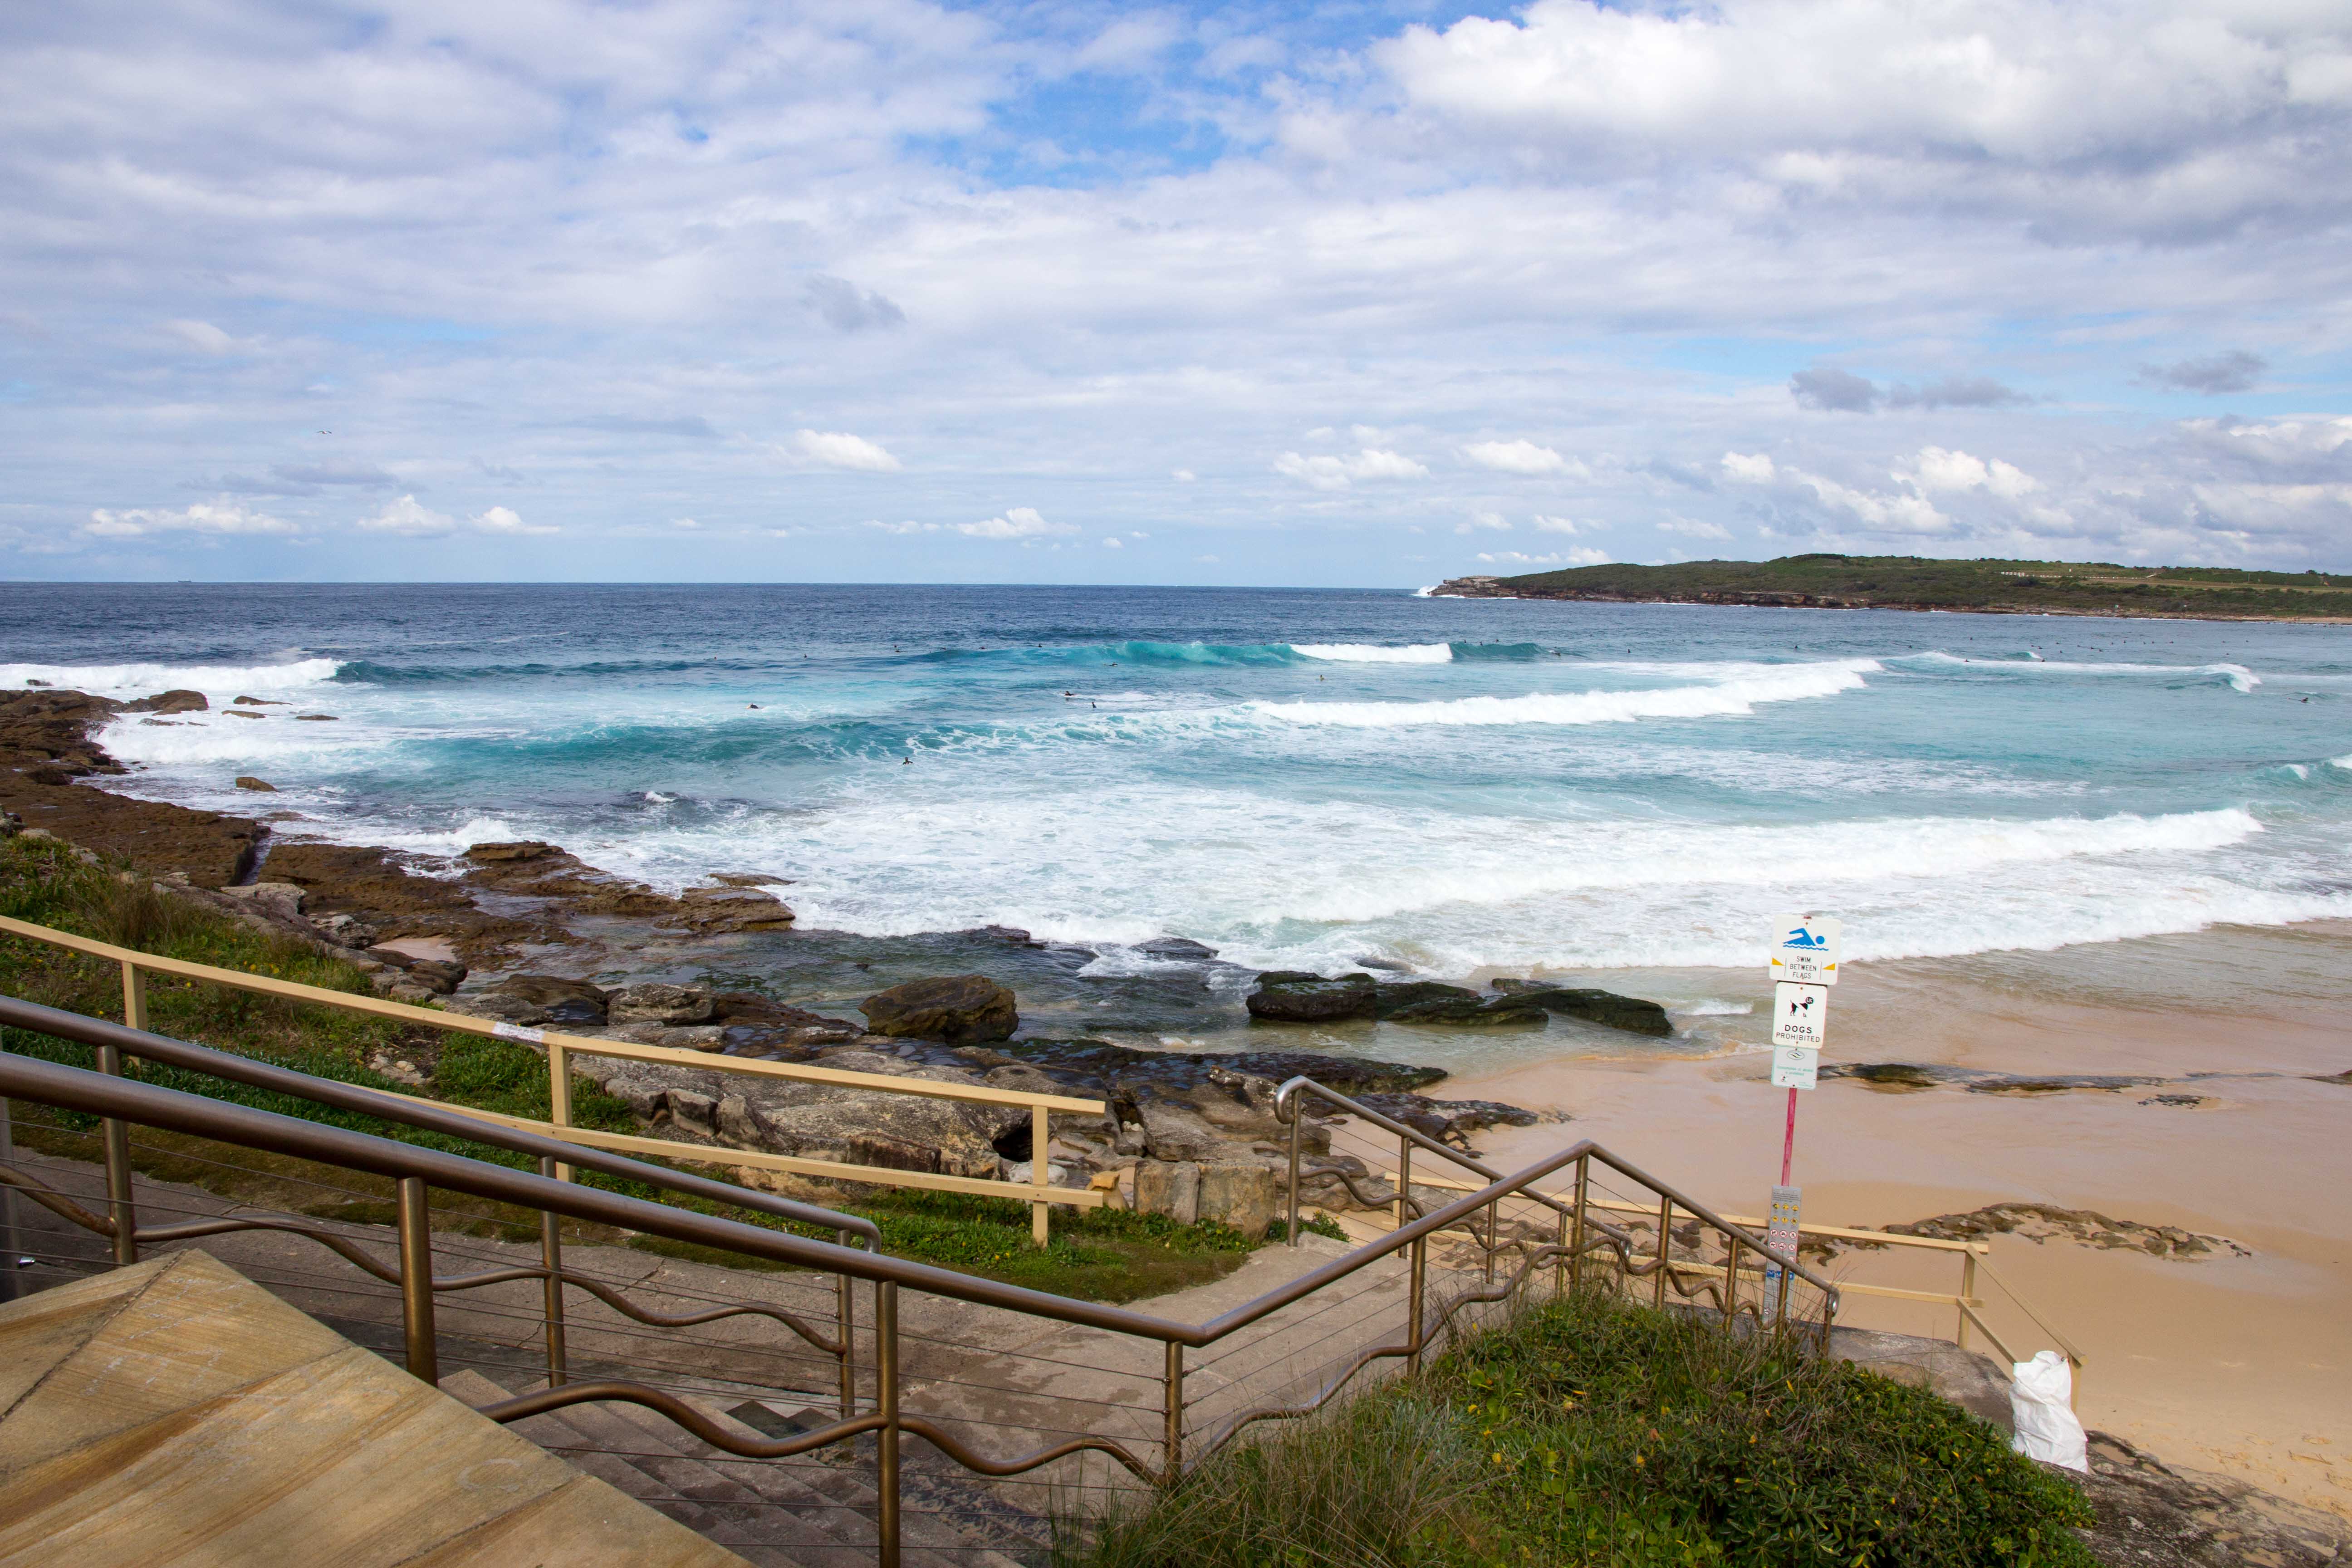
(0, 836, 1263, 1299)
(1063, 1287, 2094, 1568)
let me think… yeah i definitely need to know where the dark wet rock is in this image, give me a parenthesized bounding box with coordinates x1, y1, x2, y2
(1824, 1062, 2167, 1094)
(2307, 1068, 2352, 1086)
(859, 973, 1019, 1043)
(471, 972, 609, 1026)
(1246, 970, 1377, 1022)
(1137, 936, 1218, 961)
(1349, 1093, 1543, 1149)
(234, 776, 277, 792)
(1877, 1202, 2249, 1259)
(121, 689, 207, 715)
(609, 982, 715, 1026)
(264, 840, 550, 962)
(2074, 1430, 2348, 1567)
(1371, 980, 1479, 1016)
(2138, 1093, 2206, 1108)
(1490, 980, 1672, 1036)
(223, 710, 264, 720)
(0, 690, 260, 886)
(294, 714, 338, 721)
(462, 840, 679, 917)
(232, 696, 289, 706)
(976, 924, 1040, 945)
(1386, 995, 1550, 1028)
(708, 870, 792, 887)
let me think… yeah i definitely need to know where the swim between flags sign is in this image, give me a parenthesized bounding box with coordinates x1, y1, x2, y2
(1769, 915, 1842, 985)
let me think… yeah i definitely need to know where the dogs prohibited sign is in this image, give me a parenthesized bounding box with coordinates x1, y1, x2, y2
(1771, 981, 1828, 1048)
(1769, 915, 1842, 985)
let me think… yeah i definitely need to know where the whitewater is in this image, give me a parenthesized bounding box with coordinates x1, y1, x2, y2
(5, 582, 2348, 986)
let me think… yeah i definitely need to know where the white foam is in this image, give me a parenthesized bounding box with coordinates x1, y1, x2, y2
(1, 658, 344, 698)
(2331, 755, 2352, 770)
(1290, 642, 1455, 663)
(1907, 652, 2261, 692)
(1670, 1000, 1755, 1015)
(1250, 660, 1877, 728)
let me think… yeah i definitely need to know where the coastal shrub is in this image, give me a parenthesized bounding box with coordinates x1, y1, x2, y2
(1057, 1288, 2095, 1568)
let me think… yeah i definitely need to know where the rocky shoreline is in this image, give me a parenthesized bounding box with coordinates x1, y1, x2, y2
(5, 684, 1673, 1231)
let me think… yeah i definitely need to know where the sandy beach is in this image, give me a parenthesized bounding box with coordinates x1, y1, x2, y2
(1450, 926, 2352, 1519)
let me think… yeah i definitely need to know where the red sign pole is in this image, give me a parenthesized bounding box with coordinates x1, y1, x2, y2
(1779, 1085, 1799, 1186)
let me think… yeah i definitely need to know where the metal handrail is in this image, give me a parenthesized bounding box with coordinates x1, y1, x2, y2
(1273, 1072, 1838, 1305)
(0, 1000, 1848, 1568)
(0, 993, 877, 1245)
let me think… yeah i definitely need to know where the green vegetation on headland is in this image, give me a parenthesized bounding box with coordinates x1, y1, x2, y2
(1434, 554, 2352, 621)
(1063, 1287, 2093, 1568)
(0, 833, 1272, 1299)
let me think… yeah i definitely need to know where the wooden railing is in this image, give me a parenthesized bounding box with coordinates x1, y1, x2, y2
(0, 913, 1108, 1243)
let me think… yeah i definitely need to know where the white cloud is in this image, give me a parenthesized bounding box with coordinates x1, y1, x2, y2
(1274, 449, 1431, 490)
(957, 506, 1076, 540)
(85, 498, 296, 537)
(863, 519, 937, 535)
(1790, 473, 1950, 535)
(1531, 515, 1584, 534)
(164, 319, 238, 355)
(1461, 439, 1580, 476)
(790, 430, 902, 473)
(355, 496, 553, 537)
(356, 496, 455, 537)
(1658, 518, 1732, 540)
(1101, 535, 1123, 548)
(1907, 447, 2042, 500)
(1478, 548, 1608, 567)
(1455, 510, 1513, 534)
(1722, 453, 1778, 484)
(671, 517, 700, 530)
(1171, 469, 1196, 482)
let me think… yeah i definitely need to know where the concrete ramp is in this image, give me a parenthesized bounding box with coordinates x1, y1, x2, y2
(0, 1249, 750, 1568)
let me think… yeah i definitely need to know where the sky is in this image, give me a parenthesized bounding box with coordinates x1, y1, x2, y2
(2, 0, 2349, 587)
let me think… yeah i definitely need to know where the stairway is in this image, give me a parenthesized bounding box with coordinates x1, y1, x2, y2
(443, 1365, 1048, 1568)
(0, 1250, 747, 1568)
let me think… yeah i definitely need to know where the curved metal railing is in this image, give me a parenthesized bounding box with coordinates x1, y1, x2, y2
(0, 995, 1842, 1568)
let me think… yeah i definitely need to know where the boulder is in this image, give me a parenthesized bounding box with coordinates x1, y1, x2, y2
(1136, 936, 1218, 961)
(312, 912, 378, 947)
(480, 972, 610, 1025)
(1135, 1160, 1201, 1225)
(232, 696, 289, 707)
(217, 881, 305, 920)
(120, 690, 207, 715)
(233, 776, 277, 792)
(1198, 1163, 1277, 1236)
(1490, 981, 1673, 1037)
(673, 884, 794, 932)
(1384, 996, 1549, 1028)
(609, 983, 715, 1025)
(404, 958, 466, 995)
(464, 840, 561, 863)
(294, 714, 339, 722)
(1370, 980, 1480, 1017)
(859, 974, 1018, 1043)
(708, 870, 792, 887)
(1245, 970, 1377, 1022)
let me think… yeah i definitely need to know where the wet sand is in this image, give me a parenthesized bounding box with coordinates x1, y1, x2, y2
(1447, 936, 2352, 1519)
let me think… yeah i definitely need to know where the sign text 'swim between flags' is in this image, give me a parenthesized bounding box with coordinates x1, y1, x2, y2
(1768, 916, 1842, 986)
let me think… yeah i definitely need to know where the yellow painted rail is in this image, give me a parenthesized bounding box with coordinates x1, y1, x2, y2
(0, 913, 1108, 1243)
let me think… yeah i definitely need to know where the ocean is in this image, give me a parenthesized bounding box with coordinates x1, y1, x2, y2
(7, 582, 2350, 1055)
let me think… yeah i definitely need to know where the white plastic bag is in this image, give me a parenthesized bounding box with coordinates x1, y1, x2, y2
(2009, 1350, 2088, 1471)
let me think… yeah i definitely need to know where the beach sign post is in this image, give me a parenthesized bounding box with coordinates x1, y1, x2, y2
(1765, 916, 1839, 1311)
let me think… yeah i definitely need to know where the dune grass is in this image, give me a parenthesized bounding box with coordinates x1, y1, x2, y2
(1060, 1286, 2094, 1568)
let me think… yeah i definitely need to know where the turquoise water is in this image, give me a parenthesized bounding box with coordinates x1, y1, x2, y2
(6, 584, 2350, 994)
